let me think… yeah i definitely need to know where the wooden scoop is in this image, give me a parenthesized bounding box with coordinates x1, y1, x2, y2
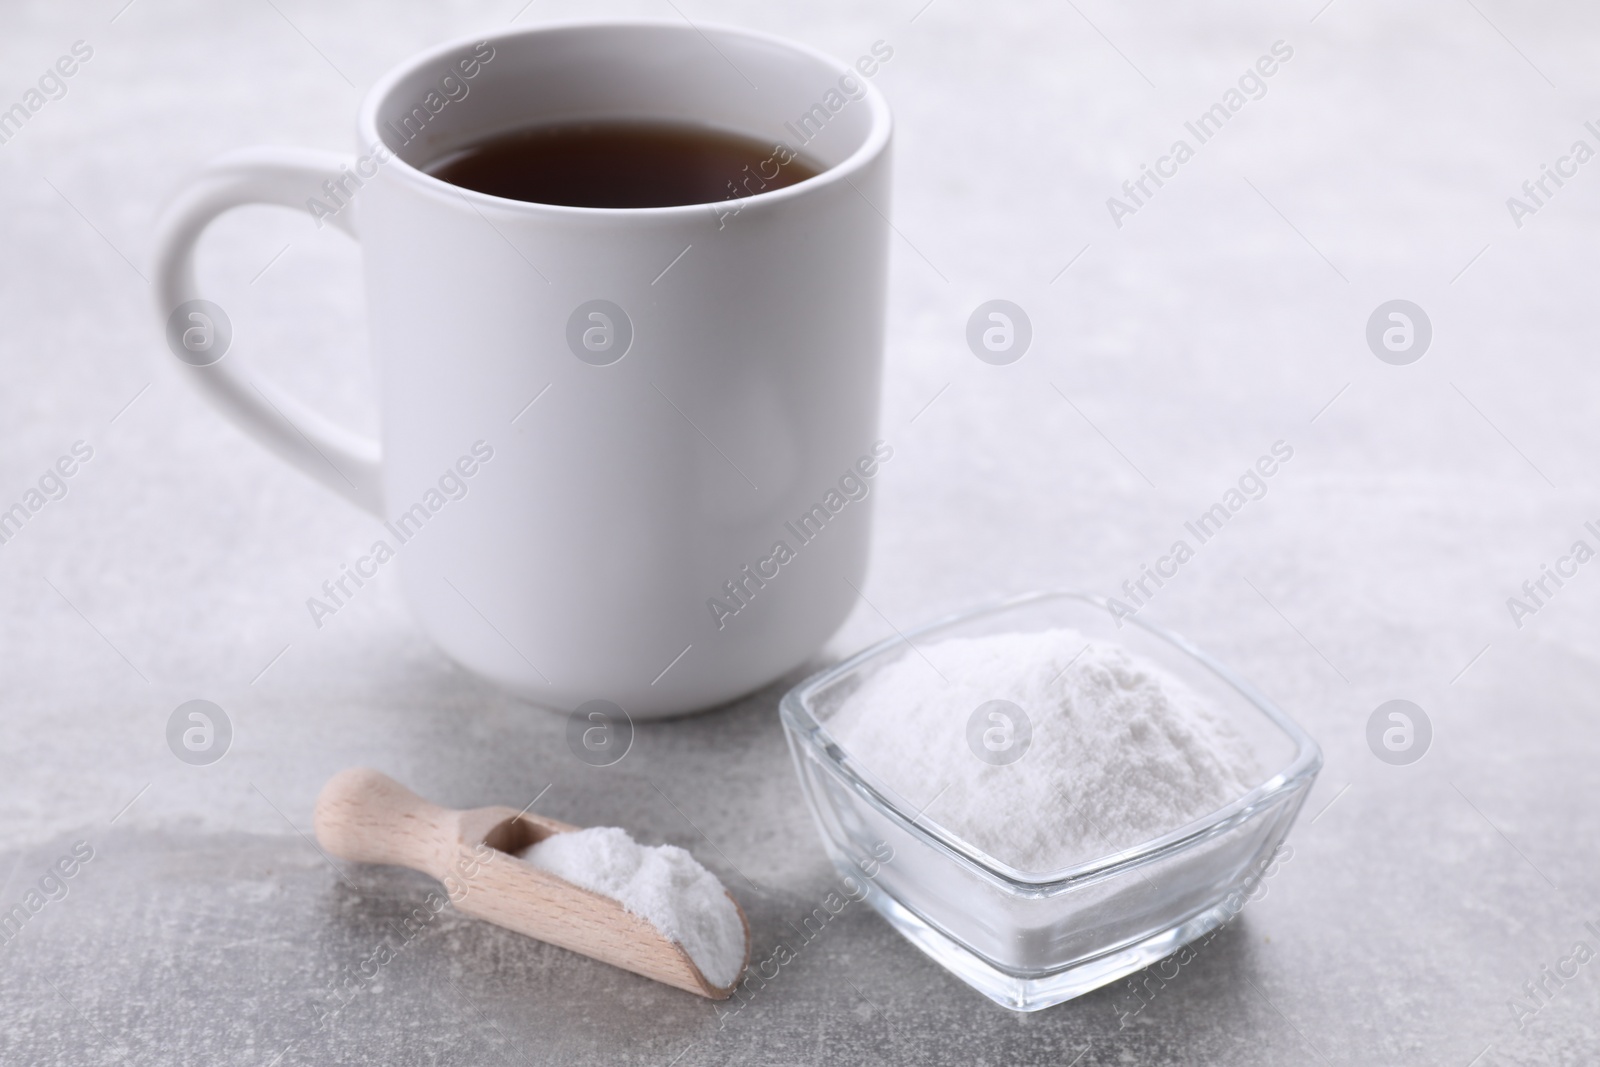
(312, 768, 749, 999)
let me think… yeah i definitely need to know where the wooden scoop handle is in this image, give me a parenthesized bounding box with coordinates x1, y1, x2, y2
(314, 767, 471, 876)
(315, 768, 572, 873)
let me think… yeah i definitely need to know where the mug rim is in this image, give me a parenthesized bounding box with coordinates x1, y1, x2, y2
(357, 19, 894, 218)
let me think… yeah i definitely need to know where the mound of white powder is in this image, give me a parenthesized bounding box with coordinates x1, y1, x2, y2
(518, 827, 745, 987)
(826, 628, 1260, 874)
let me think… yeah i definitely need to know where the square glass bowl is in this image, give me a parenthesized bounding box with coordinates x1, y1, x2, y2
(779, 591, 1321, 1011)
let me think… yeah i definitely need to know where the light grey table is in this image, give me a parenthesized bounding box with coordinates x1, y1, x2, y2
(2, 0, 1596, 1063)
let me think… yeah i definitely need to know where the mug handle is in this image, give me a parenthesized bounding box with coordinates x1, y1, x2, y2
(152, 146, 383, 516)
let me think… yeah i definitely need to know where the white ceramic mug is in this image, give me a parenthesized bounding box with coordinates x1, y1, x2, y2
(152, 22, 892, 718)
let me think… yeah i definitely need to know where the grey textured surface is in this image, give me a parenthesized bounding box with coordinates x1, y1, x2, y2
(2, 0, 1599, 1064)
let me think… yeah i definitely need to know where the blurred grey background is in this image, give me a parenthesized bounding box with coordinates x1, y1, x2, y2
(1, 0, 1597, 1064)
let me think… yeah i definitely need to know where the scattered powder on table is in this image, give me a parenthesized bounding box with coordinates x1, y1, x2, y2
(826, 628, 1260, 874)
(517, 827, 745, 987)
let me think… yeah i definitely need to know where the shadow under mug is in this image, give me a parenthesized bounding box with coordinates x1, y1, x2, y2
(152, 22, 893, 718)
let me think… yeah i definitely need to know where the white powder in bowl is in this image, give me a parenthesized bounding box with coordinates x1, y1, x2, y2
(517, 827, 745, 988)
(826, 628, 1260, 874)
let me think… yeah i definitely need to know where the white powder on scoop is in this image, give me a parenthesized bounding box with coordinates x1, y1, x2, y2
(826, 628, 1260, 874)
(518, 827, 745, 988)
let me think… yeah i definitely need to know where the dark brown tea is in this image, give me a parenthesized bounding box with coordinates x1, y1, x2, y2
(424, 120, 822, 208)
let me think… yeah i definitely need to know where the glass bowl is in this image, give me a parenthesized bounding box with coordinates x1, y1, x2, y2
(779, 591, 1322, 1012)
